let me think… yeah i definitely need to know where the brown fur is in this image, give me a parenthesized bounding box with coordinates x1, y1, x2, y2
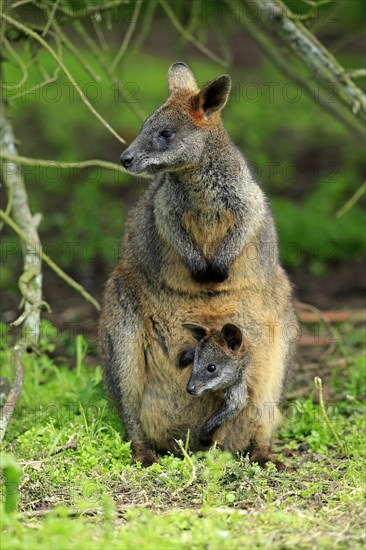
(99, 63, 297, 469)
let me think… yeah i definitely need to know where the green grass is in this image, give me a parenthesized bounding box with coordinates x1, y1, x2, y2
(1, 320, 365, 549)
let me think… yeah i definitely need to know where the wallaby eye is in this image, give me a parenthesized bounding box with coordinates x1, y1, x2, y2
(207, 364, 216, 373)
(159, 129, 175, 140)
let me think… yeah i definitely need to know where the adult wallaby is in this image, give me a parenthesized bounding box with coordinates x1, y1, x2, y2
(99, 62, 296, 469)
(180, 323, 250, 447)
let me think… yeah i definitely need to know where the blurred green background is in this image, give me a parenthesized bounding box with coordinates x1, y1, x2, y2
(1, 0, 365, 320)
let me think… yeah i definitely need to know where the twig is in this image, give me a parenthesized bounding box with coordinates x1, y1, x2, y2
(9, 65, 61, 100)
(300, 0, 335, 6)
(344, 69, 366, 80)
(9, 29, 63, 101)
(336, 182, 366, 218)
(175, 435, 196, 490)
(0, 182, 13, 232)
(46, 0, 128, 25)
(89, 7, 109, 53)
(130, 0, 157, 57)
(314, 377, 346, 454)
(111, 0, 142, 72)
(11, 300, 51, 327)
(2, 36, 29, 90)
(73, 19, 145, 122)
(20, 502, 255, 520)
(159, 0, 228, 68)
(42, 0, 61, 38)
(0, 344, 25, 444)
(51, 20, 101, 82)
(0, 152, 127, 174)
(0, 209, 101, 312)
(296, 301, 339, 333)
(0, 12, 126, 144)
(10, 0, 36, 8)
(295, 301, 341, 358)
(38, 437, 78, 458)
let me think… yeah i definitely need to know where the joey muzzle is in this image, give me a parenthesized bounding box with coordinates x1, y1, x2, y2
(186, 378, 203, 396)
(186, 381, 197, 396)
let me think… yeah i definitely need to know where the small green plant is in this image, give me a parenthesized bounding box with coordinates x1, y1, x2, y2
(0, 453, 22, 514)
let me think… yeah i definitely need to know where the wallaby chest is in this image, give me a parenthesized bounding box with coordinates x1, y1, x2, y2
(182, 207, 234, 260)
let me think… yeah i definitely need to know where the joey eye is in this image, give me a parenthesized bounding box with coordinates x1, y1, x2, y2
(207, 364, 216, 373)
(159, 129, 174, 140)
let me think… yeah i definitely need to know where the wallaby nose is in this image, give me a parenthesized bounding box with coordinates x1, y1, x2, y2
(120, 151, 134, 168)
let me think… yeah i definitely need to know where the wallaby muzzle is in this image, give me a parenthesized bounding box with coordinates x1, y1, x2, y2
(120, 149, 134, 169)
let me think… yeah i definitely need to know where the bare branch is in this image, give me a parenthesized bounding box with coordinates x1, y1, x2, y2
(73, 19, 145, 122)
(0, 344, 25, 444)
(0, 152, 127, 174)
(52, 20, 101, 82)
(1, 12, 126, 144)
(130, 0, 157, 57)
(336, 182, 366, 218)
(2, 36, 28, 90)
(226, 0, 365, 141)
(247, 0, 366, 124)
(42, 0, 61, 38)
(111, 0, 142, 72)
(9, 29, 63, 101)
(159, 0, 228, 68)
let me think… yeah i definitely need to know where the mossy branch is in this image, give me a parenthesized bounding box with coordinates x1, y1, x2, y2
(247, 0, 366, 125)
(226, 0, 366, 141)
(0, 103, 43, 344)
(0, 209, 101, 312)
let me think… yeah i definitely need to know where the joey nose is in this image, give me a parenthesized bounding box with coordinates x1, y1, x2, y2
(120, 151, 134, 168)
(186, 383, 197, 396)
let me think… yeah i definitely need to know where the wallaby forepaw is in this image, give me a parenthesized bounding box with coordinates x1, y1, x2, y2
(191, 264, 229, 284)
(191, 267, 210, 283)
(199, 432, 213, 447)
(207, 262, 229, 283)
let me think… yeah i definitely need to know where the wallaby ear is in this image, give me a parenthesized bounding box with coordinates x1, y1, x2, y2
(182, 323, 207, 342)
(168, 62, 199, 94)
(197, 75, 231, 116)
(221, 324, 243, 352)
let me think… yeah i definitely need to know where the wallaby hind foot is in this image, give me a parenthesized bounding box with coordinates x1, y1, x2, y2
(131, 444, 159, 468)
(249, 448, 286, 472)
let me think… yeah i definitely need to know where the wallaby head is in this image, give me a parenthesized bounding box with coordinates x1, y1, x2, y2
(120, 62, 231, 175)
(182, 323, 248, 397)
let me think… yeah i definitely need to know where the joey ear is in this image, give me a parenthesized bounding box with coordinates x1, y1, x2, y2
(168, 62, 199, 94)
(221, 323, 243, 352)
(197, 75, 231, 116)
(182, 323, 207, 342)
